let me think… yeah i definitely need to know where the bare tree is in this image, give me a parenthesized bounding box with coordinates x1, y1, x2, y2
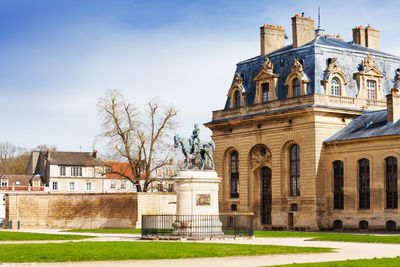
(97, 89, 178, 192)
(0, 142, 28, 175)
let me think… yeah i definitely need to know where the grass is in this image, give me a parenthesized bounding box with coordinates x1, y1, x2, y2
(63, 228, 141, 234)
(274, 256, 400, 266)
(0, 231, 92, 241)
(253, 231, 400, 244)
(0, 241, 332, 263)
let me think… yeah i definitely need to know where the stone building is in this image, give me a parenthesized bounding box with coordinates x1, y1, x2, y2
(205, 13, 400, 231)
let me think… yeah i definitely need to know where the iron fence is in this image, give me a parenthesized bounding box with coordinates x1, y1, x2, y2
(142, 213, 253, 238)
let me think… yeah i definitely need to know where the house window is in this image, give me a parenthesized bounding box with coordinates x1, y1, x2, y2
(71, 166, 82, 177)
(1, 179, 8, 187)
(262, 83, 270, 102)
(331, 77, 340, 96)
(359, 159, 370, 209)
(366, 80, 376, 100)
(33, 180, 40, 187)
(292, 78, 301, 97)
(110, 181, 116, 189)
(386, 157, 398, 209)
(234, 90, 241, 108)
(60, 166, 66, 176)
(230, 151, 239, 198)
(333, 160, 344, 209)
(121, 182, 126, 189)
(86, 182, 92, 191)
(290, 144, 300, 197)
(52, 182, 58, 191)
(69, 182, 75, 191)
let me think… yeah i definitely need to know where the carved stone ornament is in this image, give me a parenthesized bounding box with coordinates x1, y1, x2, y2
(250, 145, 272, 167)
(363, 54, 376, 69)
(260, 57, 274, 74)
(290, 58, 304, 73)
(233, 73, 243, 86)
(326, 58, 342, 76)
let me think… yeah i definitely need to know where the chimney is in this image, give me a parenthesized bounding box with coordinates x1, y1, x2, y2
(92, 150, 98, 158)
(291, 13, 315, 48)
(352, 25, 380, 50)
(46, 150, 50, 158)
(386, 91, 400, 123)
(260, 24, 285, 56)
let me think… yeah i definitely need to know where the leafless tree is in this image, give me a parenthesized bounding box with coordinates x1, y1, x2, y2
(0, 142, 27, 175)
(97, 89, 178, 192)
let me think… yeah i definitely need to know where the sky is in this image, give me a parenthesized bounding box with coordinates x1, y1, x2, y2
(1, 0, 400, 153)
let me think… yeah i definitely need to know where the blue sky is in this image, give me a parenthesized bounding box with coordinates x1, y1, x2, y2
(1, 0, 399, 152)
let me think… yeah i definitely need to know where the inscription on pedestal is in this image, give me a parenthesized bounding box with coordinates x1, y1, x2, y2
(196, 194, 210, 206)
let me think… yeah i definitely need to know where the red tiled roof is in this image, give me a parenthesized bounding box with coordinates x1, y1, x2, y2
(106, 162, 133, 179)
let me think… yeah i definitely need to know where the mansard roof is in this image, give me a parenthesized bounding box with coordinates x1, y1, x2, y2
(324, 109, 400, 142)
(224, 36, 400, 109)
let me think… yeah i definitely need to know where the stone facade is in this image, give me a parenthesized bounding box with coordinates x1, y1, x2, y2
(6, 192, 176, 229)
(205, 14, 400, 231)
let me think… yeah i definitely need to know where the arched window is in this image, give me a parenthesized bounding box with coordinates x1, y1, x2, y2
(386, 157, 398, 209)
(290, 144, 300, 196)
(333, 160, 344, 209)
(292, 78, 301, 97)
(234, 91, 241, 108)
(331, 77, 340, 96)
(359, 220, 368, 230)
(366, 80, 376, 100)
(333, 220, 343, 230)
(386, 220, 396, 231)
(230, 151, 239, 198)
(359, 159, 370, 209)
(262, 83, 270, 102)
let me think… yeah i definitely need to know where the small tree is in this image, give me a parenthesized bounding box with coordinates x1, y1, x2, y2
(97, 89, 178, 192)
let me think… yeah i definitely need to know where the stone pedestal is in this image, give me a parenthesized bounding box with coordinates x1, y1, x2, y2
(173, 170, 223, 237)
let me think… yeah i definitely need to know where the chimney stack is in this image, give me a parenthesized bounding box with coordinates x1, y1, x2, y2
(352, 25, 380, 50)
(386, 91, 400, 123)
(291, 13, 315, 48)
(92, 150, 98, 158)
(260, 24, 285, 56)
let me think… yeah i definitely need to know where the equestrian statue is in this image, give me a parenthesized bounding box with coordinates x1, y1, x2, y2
(174, 123, 215, 170)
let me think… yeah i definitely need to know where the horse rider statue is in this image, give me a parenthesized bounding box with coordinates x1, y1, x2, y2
(189, 123, 200, 154)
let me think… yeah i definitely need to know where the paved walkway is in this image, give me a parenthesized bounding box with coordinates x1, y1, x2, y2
(1, 229, 400, 266)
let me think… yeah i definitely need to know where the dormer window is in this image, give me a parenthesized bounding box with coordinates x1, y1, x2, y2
(367, 80, 376, 100)
(234, 90, 241, 108)
(1, 179, 8, 187)
(331, 78, 340, 95)
(322, 58, 348, 97)
(292, 78, 301, 97)
(262, 83, 270, 102)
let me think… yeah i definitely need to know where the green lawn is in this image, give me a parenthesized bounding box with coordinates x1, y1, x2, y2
(274, 257, 400, 266)
(0, 231, 92, 241)
(0, 241, 332, 263)
(63, 228, 141, 234)
(253, 231, 400, 244)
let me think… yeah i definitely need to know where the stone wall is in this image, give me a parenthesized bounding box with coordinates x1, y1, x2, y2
(6, 192, 176, 229)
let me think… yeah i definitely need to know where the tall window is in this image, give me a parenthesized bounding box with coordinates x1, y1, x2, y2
(69, 182, 75, 191)
(292, 78, 301, 97)
(331, 77, 340, 96)
(290, 144, 300, 196)
(60, 166, 66, 176)
(386, 157, 398, 209)
(230, 151, 239, 198)
(366, 80, 376, 100)
(52, 181, 58, 191)
(359, 159, 370, 209)
(262, 83, 270, 102)
(333, 160, 344, 209)
(71, 166, 82, 177)
(234, 90, 241, 108)
(86, 182, 92, 191)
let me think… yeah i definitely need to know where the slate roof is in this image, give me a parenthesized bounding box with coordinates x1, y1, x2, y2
(325, 110, 400, 142)
(0, 175, 35, 186)
(224, 35, 400, 109)
(46, 151, 104, 166)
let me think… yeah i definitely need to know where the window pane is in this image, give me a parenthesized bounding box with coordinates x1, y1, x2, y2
(262, 83, 270, 102)
(359, 159, 370, 209)
(290, 144, 300, 196)
(333, 160, 344, 209)
(331, 78, 340, 96)
(230, 151, 239, 198)
(386, 157, 398, 209)
(292, 78, 300, 97)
